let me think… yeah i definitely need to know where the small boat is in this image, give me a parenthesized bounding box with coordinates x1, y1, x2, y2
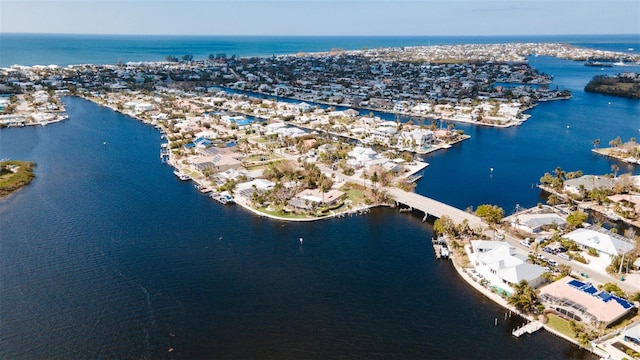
(174, 170, 191, 181)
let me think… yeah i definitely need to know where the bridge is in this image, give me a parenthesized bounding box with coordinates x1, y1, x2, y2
(386, 188, 486, 229)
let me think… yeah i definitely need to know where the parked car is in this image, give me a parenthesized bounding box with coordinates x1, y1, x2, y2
(542, 246, 553, 253)
(547, 259, 558, 267)
(496, 232, 505, 240)
(519, 240, 531, 248)
(558, 253, 571, 261)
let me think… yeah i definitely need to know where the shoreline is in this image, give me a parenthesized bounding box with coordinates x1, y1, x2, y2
(450, 245, 600, 354)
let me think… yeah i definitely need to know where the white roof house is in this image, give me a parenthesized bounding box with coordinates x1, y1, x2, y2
(399, 129, 436, 148)
(563, 226, 635, 257)
(347, 146, 379, 168)
(235, 179, 275, 197)
(563, 175, 616, 195)
(510, 213, 566, 233)
(470, 241, 546, 290)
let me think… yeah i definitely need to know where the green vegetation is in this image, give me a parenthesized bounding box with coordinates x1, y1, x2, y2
(507, 280, 539, 313)
(0, 160, 36, 197)
(566, 210, 588, 230)
(545, 314, 575, 339)
(474, 204, 505, 224)
(585, 74, 640, 99)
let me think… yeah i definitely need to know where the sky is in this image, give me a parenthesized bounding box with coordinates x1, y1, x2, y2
(1, 0, 639, 36)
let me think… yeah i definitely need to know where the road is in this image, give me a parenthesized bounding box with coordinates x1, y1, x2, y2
(500, 232, 639, 293)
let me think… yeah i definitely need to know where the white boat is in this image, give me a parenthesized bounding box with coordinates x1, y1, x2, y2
(174, 170, 191, 181)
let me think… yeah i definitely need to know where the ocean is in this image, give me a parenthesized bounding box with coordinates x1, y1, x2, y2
(0, 33, 639, 67)
(1, 34, 639, 359)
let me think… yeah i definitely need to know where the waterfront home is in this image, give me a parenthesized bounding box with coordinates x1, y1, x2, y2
(470, 240, 546, 291)
(190, 151, 243, 173)
(509, 212, 566, 233)
(288, 188, 345, 211)
(399, 129, 436, 148)
(562, 226, 635, 258)
(563, 175, 616, 196)
(214, 168, 253, 184)
(369, 125, 397, 144)
(539, 276, 635, 327)
(234, 178, 275, 198)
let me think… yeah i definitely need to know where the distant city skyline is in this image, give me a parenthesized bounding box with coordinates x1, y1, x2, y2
(1, 0, 639, 36)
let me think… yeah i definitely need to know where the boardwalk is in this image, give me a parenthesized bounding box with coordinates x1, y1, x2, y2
(386, 188, 486, 229)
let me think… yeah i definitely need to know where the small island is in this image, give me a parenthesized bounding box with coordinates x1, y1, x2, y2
(584, 73, 640, 99)
(0, 160, 36, 197)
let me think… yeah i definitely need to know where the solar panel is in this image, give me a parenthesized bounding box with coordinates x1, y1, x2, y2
(582, 285, 598, 295)
(597, 292, 613, 301)
(568, 279, 585, 288)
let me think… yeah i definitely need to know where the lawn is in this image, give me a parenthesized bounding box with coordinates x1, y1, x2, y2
(545, 314, 575, 339)
(343, 188, 365, 204)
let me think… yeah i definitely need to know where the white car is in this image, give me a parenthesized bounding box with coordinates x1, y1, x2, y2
(558, 253, 571, 261)
(519, 240, 531, 248)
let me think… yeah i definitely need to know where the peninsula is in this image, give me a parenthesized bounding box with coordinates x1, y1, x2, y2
(585, 73, 640, 99)
(0, 160, 36, 197)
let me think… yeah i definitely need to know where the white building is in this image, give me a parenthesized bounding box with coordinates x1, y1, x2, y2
(563, 175, 616, 195)
(563, 226, 635, 257)
(470, 241, 546, 291)
(399, 129, 436, 148)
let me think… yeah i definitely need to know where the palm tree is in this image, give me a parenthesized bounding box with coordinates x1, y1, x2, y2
(547, 194, 560, 206)
(611, 164, 619, 178)
(508, 280, 538, 313)
(592, 138, 600, 149)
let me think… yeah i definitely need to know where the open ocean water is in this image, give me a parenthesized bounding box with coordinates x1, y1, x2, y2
(0, 34, 639, 359)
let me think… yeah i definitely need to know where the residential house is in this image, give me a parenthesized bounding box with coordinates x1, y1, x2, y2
(539, 276, 635, 327)
(563, 226, 635, 257)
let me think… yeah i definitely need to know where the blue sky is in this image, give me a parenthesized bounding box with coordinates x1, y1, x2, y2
(1, 0, 639, 36)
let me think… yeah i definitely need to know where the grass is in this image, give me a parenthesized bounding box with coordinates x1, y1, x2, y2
(343, 187, 365, 204)
(0, 160, 36, 197)
(545, 314, 575, 339)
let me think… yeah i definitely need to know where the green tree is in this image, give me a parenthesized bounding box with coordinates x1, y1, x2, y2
(566, 210, 588, 230)
(546, 194, 560, 206)
(475, 204, 505, 224)
(507, 280, 538, 313)
(433, 215, 457, 237)
(593, 138, 600, 149)
(370, 171, 379, 189)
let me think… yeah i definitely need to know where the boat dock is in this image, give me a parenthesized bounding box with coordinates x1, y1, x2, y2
(512, 321, 543, 337)
(210, 192, 235, 205)
(432, 237, 450, 259)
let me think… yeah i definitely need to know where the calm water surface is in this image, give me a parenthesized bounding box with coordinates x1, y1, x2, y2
(1, 97, 599, 359)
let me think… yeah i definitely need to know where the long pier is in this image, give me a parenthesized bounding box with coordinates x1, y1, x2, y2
(387, 188, 485, 229)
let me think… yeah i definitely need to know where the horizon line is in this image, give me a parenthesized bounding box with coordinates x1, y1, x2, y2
(2, 32, 639, 38)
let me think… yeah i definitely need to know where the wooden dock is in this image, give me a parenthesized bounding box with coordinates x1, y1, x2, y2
(512, 321, 543, 337)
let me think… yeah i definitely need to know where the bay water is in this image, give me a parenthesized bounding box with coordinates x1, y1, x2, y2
(1, 34, 639, 359)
